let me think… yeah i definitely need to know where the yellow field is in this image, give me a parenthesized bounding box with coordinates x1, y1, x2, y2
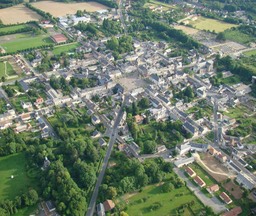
(190, 16, 237, 33)
(31, 1, 109, 17)
(0, 4, 42, 24)
(174, 25, 199, 35)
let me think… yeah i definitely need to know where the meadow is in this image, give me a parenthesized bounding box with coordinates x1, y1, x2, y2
(0, 24, 28, 34)
(0, 32, 54, 53)
(224, 29, 255, 45)
(52, 42, 80, 55)
(190, 17, 237, 33)
(125, 182, 204, 216)
(0, 153, 34, 200)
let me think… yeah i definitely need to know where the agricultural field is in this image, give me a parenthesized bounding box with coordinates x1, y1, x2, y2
(190, 17, 237, 33)
(0, 32, 53, 53)
(0, 5, 41, 25)
(174, 25, 199, 35)
(0, 153, 35, 200)
(0, 24, 28, 34)
(124, 182, 204, 216)
(223, 29, 255, 45)
(52, 42, 80, 55)
(31, 1, 109, 17)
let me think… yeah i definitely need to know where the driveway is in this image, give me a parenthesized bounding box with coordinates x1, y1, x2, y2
(174, 168, 226, 214)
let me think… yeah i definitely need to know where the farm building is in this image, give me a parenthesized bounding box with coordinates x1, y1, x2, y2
(51, 34, 68, 43)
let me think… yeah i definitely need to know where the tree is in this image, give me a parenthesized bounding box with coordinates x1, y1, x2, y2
(1, 76, 5, 82)
(107, 186, 117, 199)
(143, 141, 156, 154)
(106, 37, 119, 50)
(22, 189, 38, 206)
(162, 182, 174, 193)
(216, 32, 226, 42)
(120, 211, 129, 216)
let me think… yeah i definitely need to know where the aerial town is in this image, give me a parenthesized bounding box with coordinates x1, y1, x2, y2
(0, 0, 255, 216)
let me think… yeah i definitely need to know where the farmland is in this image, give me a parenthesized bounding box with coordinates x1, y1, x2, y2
(124, 182, 204, 216)
(0, 153, 35, 200)
(190, 17, 237, 33)
(31, 1, 109, 17)
(0, 5, 41, 25)
(0, 32, 54, 53)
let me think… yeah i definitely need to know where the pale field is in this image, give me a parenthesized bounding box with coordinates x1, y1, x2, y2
(0, 5, 42, 24)
(174, 25, 199, 35)
(31, 1, 109, 17)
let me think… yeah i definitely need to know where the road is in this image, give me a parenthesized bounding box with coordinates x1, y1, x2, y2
(174, 168, 226, 214)
(86, 96, 126, 216)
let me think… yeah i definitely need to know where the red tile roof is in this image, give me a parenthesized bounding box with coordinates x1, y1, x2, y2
(103, 200, 115, 212)
(51, 34, 67, 43)
(194, 176, 206, 187)
(221, 207, 242, 216)
(220, 192, 232, 204)
(185, 166, 196, 177)
(207, 184, 219, 193)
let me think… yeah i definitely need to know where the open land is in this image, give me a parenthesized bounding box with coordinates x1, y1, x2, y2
(0, 24, 28, 34)
(0, 61, 16, 78)
(31, 1, 109, 17)
(224, 29, 255, 45)
(0, 5, 41, 25)
(52, 42, 80, 55)
(174, 25, 199, 35)
(243, 49, 256, 57)
(124, 183, 204, 216)
(0, 32, 53, 53)
(223, 181, 243, 200)
(0, 153, 35, 200)
(189, 17, 237, 33)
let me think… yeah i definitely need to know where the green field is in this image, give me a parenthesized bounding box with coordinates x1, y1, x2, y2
(125, 183, 204, 216)
(0, 33, 54, 53)
(0, 24, 27, 34)
(0, 61, 16, 78)
(224, 29, 255, 45)
(52, 42, 80, 55)
(190, 17, 237, 33)
(0, 153, 34, 200)
(244, 49, 256, 57)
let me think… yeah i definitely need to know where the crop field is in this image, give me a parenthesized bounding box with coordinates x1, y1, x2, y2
(174, 25, 199, 35)
(124, 183, 204, 216)
(52, 42, 80, 55)
(0, 24, 28, 34)
(0, 153, 34, 200)
(0, 5, 41, 25)
(31, 1, 109, 17)
(190, 17, 237, 33)
(0, 32, 53, 53)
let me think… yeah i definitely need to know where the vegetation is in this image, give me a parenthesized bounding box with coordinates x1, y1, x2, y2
(52, 43, 80, 55)
(0, 24, 33, 36)
(0, 0, 23, 9)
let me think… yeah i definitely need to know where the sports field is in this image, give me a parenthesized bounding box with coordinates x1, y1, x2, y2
(52, 42, 80, 55)
(0, 153, 34, 200)
(0, 33, 54, 53)
(0, 24, 28, 34)
(31, 1, 109, 17)
(190, 17, 237, 33)
(0, 5, 41, 24)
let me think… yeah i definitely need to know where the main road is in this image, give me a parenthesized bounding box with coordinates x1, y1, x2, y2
(86, 96, 126, 216)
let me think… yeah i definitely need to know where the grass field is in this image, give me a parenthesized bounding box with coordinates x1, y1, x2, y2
(0, 24, 28, 34)
(243, 49, 256, 57)
(125, 183, 204, 216)
(31, 1, 109, 17)
(0, 33, 54, 53)
(224, 29, 255, 45)
(0, 61, 16, 78)
(52, 42, 80, 55)
(0, 5, 41, 24)
(0, 153, 35, 200)
(190, 17, 237, 33)
(174, 25, 199, 35)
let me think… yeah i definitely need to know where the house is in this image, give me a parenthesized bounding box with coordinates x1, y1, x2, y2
(185, 166, 196, 178)
(15, 123, 31, 133)
(0, 120, 13, 130)
(207, 184, 220, 193)
(183, 121, 198, 137)
(35, 97, 44, 106)
(236, 173, 256, 190)
(21, 101, 33, 110)
(92, 130, 101, 138)
(216, 152, 227, 163)
(134, 115, 144, 124)
(176, 143, 191, 155)
(157, 145, 167, 153)
(208, 146, 218, 155)
(219, 192, 232, 204)
(20, 113, 31, 122)
(190, 143, 208, 152)
(99, 138, 107, 147)
(221, 207, 242, 216)
(96, 203, 105, 216)
(194, 176, 206, 188)
(127, 142, 141, 158)
(103, 200, 115, 212)
(41, 200, 58, 216)
(91, 115, 101, 125)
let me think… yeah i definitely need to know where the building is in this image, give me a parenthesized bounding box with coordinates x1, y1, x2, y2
(236, 173, 256, 190)
(219, 192, 232, 204)
(221, 207, 242, 216)
(174, 157, 195, 168)
(91, 115, 101, 125)
(194, 176, 206, 188)
(51, 34, 68, 43)
(134, 114, 144, 124)
(207, 184, 220, 193)
(176, 143, 191, 155)
(185, 166, 196, 178)
(157, 145, 167, 153)
(41, 200, 58, 216)
(103, 200, 115, 212)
